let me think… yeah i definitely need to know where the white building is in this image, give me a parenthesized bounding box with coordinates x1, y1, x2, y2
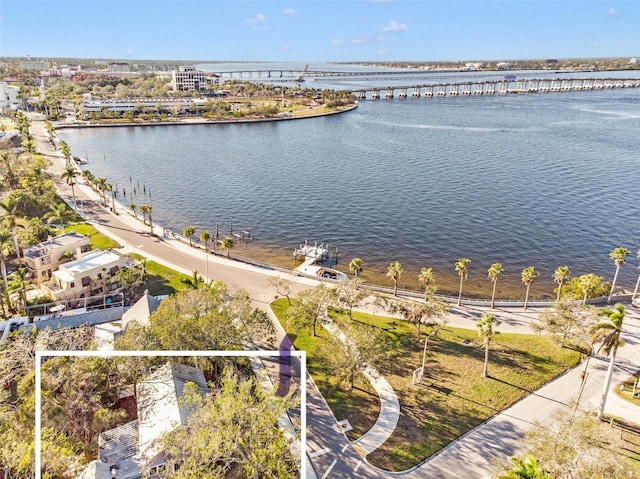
(79, 96, 208, 118)
(43, 249, 133, 300)
(23, 232, 91, 283)
(0, 82, 21, 110)
(171, 65, 208, 91)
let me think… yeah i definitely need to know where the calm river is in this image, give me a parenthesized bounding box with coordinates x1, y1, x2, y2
(57, 66, 640, 299)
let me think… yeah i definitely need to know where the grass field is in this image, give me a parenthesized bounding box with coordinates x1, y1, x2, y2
(271, 299, 581, 471)
(125, 252, 191, 296)
(64, 223, 121, 250)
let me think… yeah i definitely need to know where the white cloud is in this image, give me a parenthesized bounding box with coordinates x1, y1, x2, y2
(378, 49, 387, 56)
(247, 13, 266, 24)
(382, 20, 408, 32)
(282, 8, 296, 16)
(607, 7, 621, 16)
(587, 40, 599, 47)
(331, 39, 344, 45)
(279, 44, 289, 51)
(351, 36, 368, 45)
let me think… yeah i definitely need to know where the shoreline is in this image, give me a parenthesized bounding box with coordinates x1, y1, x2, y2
(54, 103, 358, 129)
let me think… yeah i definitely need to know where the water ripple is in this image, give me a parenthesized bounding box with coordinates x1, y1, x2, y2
(58, 88, 640, 294)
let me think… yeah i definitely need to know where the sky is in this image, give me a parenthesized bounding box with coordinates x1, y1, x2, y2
(1, 1, 638, 62)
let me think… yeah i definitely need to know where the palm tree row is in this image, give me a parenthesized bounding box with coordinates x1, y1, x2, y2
(371, 244, 640, 307)
(178, 225, 236, 258)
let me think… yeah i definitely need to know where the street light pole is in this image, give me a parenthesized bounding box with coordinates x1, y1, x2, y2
(419, 330, 437, 384)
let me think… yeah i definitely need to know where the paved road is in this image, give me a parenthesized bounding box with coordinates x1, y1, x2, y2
(34, 121, 640, 479)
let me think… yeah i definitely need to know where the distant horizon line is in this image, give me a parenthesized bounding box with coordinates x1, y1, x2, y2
(2, 55, 636, 64)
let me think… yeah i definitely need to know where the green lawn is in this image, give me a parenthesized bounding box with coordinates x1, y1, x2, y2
(65, 223, 121, 250)
(271, 299, 581, 471)
(125, 253, 191, 296)
(615, 376, 640, 408)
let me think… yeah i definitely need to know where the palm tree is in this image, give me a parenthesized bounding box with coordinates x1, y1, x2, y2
(222, 236, 234, 257)
(128, 203, 137, 219)
(22, 138, 35, 153)
(499, 455, 551, 479)
(455, 258, 471, 306)
(477, 312, 500, 378)
(578, 273, 603, 305)
(146, 205, 153, 234)
(487, 263, 504, 309)
(0, 196, 25, 263)
(44, 120, 55, 143)
(61, 166, 79, 208)
(349, 257, 363, 279)
(137, 205, 153, 234)
(553, 266, 571, 303)
(418, 267, 435, 301)
(589, 303, 626, 419)
(200, 231, 211, 282)
(59, 140, 72, 166)
(95, 177, 108, 206)
(45, 203, 73, 233)
(0, 150, 19, 189)
(0, 229, 12, 290)
(107, 183, 116, 212)
(82, 169, 95, 186)
(521, 266, 539, 310)
(633, 249, 640, 301)
(386, 261, 403, 296)
(180, 270, 203, 290)
(608, 247, 630, 302)
(183, 226, 196, 247)
(8, 267, 29, 311)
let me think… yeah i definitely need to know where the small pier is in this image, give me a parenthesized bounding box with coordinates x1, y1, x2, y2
(294, 240, 330, 262)
(293, 240, 348, 281)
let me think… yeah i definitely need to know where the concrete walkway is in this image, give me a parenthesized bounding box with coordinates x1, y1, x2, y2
(322, 320, 400, 457)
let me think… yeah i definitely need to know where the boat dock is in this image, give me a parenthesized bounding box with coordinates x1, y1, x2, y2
(294, 241, 348, 281)
(293, 241, 330, 262)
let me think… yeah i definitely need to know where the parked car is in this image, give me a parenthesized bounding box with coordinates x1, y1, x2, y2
(632, 297, 640, 308)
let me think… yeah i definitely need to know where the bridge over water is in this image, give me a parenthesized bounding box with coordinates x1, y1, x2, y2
(349, 78, 640, 99)
(215, 69, 588, 83)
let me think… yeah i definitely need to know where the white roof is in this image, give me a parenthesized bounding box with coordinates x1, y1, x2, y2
(59, 249, 121, 274)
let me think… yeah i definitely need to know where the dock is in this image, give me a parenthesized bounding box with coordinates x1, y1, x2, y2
(293, 241, 330, 262)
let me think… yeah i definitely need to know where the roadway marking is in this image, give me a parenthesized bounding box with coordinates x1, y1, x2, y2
(309, 448, 331, 458)
(354, 460, 363, 472)
(341, 444, 348, 453)
(320, 459, 337, 479)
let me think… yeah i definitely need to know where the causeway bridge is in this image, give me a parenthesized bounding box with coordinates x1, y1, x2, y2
(349, 77, 640, 99)
(214, 69, 594, 83)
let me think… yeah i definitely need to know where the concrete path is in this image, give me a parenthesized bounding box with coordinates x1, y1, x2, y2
(322, 320, 400, 457)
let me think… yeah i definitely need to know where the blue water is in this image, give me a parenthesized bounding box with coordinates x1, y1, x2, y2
(57, 70, 640, 297)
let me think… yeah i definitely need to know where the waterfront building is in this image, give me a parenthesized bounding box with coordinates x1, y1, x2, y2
(171, 65, 208, 91)
(78, 96, 210, 118)
(23, 231, 91, 283)
(42, 249, 132, 300)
